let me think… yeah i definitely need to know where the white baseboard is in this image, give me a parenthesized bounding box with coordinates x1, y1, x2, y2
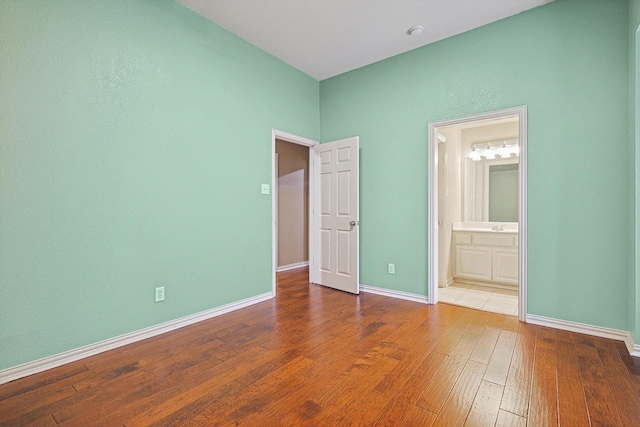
(276, 261, 309, 272)
(455, 278, 518, 291)
(526, 314, 636, 355)
(0, 292, 273, 385)
(360, 284, 429, 305)
(437, 278, 454, 287)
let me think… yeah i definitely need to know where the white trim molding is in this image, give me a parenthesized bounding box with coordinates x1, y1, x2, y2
(427, 106, 528, 323)
(271, 129, 318, 298)
(276, 261, 309, 272)
(0, 292, 273, 385)
(527, 314, 636, 355)
(360, 284, 429, 305)
(454, 279, 516, 291)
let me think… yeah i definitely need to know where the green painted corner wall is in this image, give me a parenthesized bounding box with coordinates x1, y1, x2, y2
(632, 0, 640, 341)
(320, 0, 631, 331)
(0, 0, 319, 370)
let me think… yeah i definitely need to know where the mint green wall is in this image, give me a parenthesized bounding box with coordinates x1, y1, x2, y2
(0, 0, 318, 370)
(320, 0, 630, 330)
(631, 0, 640, 341)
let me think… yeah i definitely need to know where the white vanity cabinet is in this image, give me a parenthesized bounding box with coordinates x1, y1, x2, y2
(492, 249, 518, 284)
(453, 231, 518, 286)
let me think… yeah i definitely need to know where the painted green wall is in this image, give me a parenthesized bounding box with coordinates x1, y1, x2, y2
(631, 0, 640, 341)
(0, 0, 319, 370)
(320, 0, 630, 330)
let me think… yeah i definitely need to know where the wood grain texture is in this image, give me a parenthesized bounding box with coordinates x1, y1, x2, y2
(431, 360, 486, 427)
(500, 322, 537, 417)
(465, 380, 504, 426)
(495, 410, 526, 427)
(528, 327, 558, 427)
(575, 340, 624, 426)
(1, 267, 639, 426)
(556, 341, 589, 427)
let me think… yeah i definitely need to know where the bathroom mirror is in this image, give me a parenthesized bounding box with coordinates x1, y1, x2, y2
(488, 163, 518, 222)
(464, 157, 519, 222)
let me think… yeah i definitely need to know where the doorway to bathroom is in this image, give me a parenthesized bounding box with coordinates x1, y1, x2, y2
(428, 107, 527, 321)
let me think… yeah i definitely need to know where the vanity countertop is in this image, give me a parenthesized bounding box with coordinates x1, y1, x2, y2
(452, 228, 518, 234)
(451, 222, 518, 234)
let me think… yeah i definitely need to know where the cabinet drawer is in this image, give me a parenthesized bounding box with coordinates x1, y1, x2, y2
(455, 233, 472, 245)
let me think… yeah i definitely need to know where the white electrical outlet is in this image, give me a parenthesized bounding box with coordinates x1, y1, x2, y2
(261, 184, 270, 195)
(388, 263, 395, 274)
(155, 286, 165, 302)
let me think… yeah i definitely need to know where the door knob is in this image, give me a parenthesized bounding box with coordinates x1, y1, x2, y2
(349, 220, 357, 230)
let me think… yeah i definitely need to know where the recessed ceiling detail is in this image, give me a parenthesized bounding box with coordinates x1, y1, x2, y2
(178, 0, 553, 81)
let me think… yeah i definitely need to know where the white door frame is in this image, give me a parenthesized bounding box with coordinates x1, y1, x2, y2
(427, 106, 528, 321)
(271, 129, 318, 297)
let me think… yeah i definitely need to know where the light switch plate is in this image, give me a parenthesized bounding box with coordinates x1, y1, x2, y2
(261, 184, 270, 195)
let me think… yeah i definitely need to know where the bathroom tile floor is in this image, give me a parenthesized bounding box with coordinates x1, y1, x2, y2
(438, 282, 518, 316)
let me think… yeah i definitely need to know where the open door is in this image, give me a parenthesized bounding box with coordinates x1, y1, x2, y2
(310, 137, 359, 294)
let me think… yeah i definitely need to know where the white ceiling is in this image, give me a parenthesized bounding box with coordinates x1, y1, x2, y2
(178, 0, 553, 81)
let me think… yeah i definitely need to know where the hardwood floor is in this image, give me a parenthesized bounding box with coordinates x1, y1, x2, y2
(2, 267, 640, 426)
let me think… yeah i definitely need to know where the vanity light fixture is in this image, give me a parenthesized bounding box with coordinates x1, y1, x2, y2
(499, 144, 511, 158)
(469, 150, 481, 161)
(469, 139, 519, 161)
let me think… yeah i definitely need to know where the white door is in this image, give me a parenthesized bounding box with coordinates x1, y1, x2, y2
(310, 137, 359, 294)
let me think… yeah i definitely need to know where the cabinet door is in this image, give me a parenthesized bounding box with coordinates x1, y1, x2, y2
(493, 249, 518, 285)
(455, 246, 492, 282)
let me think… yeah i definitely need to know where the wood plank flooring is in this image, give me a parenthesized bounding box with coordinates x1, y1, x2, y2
(2, 267, 640, 426)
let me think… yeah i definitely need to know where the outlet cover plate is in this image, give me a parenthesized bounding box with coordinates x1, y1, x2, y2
(261, 184, 270, 195)
(155, 286, 165, 302)
(388, 263, 395, 274)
